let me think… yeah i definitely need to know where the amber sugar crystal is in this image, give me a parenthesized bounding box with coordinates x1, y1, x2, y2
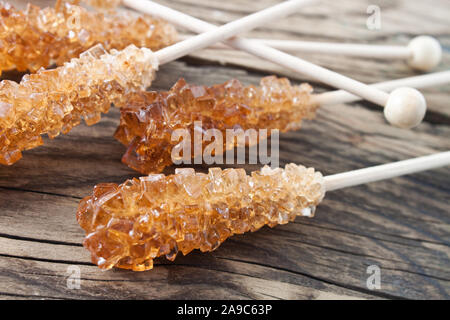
(77, 164, 325, 271)
(115, 76, 318, 174)
(73, 0, 121, 11)
(0, 0, 177, 74)
(0, 44, 158, 165)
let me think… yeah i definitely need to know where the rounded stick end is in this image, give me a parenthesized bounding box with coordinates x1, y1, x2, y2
(407, 36, 442, 71)
(384, 87, 427, 129)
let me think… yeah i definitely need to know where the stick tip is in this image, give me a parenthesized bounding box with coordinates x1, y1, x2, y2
(408, 36, 442, 71)
(384, 87, 427, 129)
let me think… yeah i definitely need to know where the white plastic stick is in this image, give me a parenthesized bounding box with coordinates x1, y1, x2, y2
(126, 0, 428, 129)
(144, 0, 318, 65)
(125, 0, 389, 106)
(178, 35, 442, 71)
(312, 70, 450, 106)
(249, 39, 411, 59)
(324, 151, 450, 191)
(177, 34, 409, 58)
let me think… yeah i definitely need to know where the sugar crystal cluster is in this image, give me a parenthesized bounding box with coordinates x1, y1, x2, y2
(76, 0, 121, 10)
(115, 76, 318, 174)
(0, 44, 158, 165)
(77, 164, 325, 271)
(0, 1, 176, 74)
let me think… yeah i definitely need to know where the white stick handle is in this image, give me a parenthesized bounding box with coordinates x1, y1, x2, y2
(312, 71, 450, 106)
(324, 151, 450, 192)
(178, 35, 411, 59)
(124, 0, 390, 107)
(248, 39, 411, 59)
(131, 0, 318, 65)
(234, 40, 390, 106)
(256, 37, 441, 72)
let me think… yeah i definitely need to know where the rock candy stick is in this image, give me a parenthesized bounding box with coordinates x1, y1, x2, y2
(73, 0, 121, 11)
(76, 151, 450, 271)
(0, 45, 157, 165)
(0, 1, 177, 74)
(77, 164, 326, 271)
(115, 76, 317, 174)
(115, 71, 450, 175)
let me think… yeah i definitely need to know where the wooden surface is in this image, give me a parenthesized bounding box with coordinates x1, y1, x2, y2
(1, 0, 449, 300)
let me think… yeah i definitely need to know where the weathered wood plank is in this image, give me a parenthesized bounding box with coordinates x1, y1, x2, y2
(0, 225, 374, 299)
(0, 0, 449, 300)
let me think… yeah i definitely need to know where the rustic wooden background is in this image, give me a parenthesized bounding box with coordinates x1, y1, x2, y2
(1, 0, 449, 299)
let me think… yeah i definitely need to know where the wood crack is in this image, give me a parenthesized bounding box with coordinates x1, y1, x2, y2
(293, 220, 450, 248)
(214, 256, 401, 300)
(0, 232, 82, 247)
(0, 186, 82, 200)
(371, 265, 450, 283)
(279, 231, 407, 262)
(0, 253, 92, 266)
(0, 291, 65, 300)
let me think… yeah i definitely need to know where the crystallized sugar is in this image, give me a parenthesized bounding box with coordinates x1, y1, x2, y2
(77, 164, 325, 271)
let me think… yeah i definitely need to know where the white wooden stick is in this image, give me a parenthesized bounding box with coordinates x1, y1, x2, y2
(312, 70, 450, 106)
(324, 151, 450, 192)
(178, 35, 442, 72)
(248, 39, 411, 58)
(147, 0, 318, 64)
(126, 0, 427, 129)
(127, 0, 387, 105)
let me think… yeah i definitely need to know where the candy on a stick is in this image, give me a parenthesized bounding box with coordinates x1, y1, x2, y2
(76, 152, 450, 271)
(0, 0, 309, 165)
(114, 71, 450, 174)
(74, 0, 121, 10)
(0, 1, 176, 74)
(0, 45, 157, 165)
(115, 76, 316, 174)
(77, 163, 325, 271)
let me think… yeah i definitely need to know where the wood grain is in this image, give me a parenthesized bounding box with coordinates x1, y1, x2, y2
(0, 0, 449, 300)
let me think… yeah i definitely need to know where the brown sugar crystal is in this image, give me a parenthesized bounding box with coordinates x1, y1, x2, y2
(77, 164, 325, 271)
(0, 44, 158, 165)
(0, 1, 176, 74)
(115, 76, 318, 174)
(74, 0, 121, 11)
